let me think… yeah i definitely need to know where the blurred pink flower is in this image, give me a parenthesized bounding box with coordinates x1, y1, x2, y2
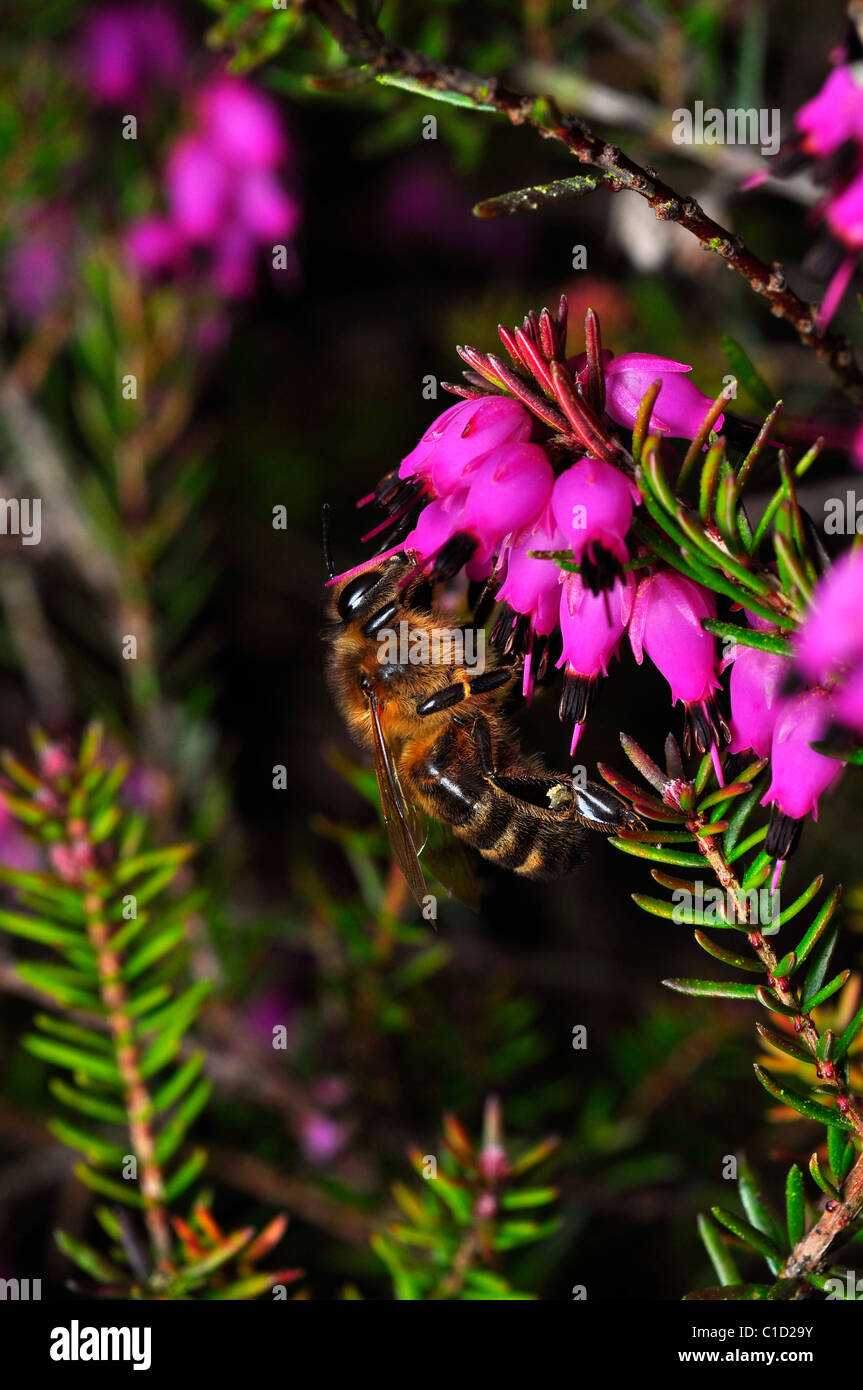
(0, 799, 39, 872)
(298, 1111, 347, 1165)
(795, 63, 863, 157)
(195, 75, 288, 170)
(795, 548, 863, 683)
(78, 2, 186, 105)
(5, 207, 72, 326)
(127, 72, 300, 300)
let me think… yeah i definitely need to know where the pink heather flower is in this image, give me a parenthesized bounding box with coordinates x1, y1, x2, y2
(795, 63, 863, 157)
(124, 215, 187, 276)
(834, 663, 863, 734)
(398, 397, 533, 497)
(728, 647, 791, 758)
(5, 207, 72, 325)
(826, 171, 863, 249)
(762, 690, 844, 821)
(551, 456, 640, 588)
(560, 571, 635, 680)
(127, 72, 300, 300)
(603, 355, 721, 439)
(630, 572, 727, 752)
(298, 1111, 347, 1165)
(165, 135, 231, 243)
(795, 548, 863, 683)
(405, 443, 553, 573)
(458, 444, 554, 560)
(78, 3, 186, 106)
(558, 571, 635, 751)
(497, 513, 565, 639)
(404, 492, 469, 562)
(195, 75, 288, 171)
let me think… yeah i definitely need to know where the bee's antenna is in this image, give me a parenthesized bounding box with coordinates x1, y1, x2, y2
(321, 503, 335, 580)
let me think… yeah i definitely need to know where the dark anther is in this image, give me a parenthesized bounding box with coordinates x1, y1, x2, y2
(765, 809, 802, 860)
(559, 671, 595, 725)
(429, 532, 477, 581)
(580, 541, 622, 595)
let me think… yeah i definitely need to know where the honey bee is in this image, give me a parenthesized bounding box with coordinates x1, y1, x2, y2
(323, 534, 642, 907)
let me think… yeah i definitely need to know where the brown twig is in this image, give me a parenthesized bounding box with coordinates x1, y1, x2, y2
(306, 0, 863, 403)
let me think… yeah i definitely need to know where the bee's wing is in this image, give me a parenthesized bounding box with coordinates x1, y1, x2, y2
(367, 693, 429, 908)
(417, 819, 482, 913)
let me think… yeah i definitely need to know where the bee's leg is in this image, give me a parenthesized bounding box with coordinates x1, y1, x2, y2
(468, 712, 498, 780)
(573, 782, 645, 833)
(415, 667, 515, 717)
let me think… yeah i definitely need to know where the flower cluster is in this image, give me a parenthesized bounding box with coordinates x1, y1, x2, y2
(728, 549, 863, 857)
(78, 1, 187, 105)
(127, 73, 300, 298)
(746, 56, 863, 329)
(4, 4, 300, 320)
(354, 301, 730, 758)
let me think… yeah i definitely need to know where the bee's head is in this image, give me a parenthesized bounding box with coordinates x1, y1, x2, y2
(325, 553, 416, 628)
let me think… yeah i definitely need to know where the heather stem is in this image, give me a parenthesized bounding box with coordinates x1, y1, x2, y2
(83, 883, 174, 1273)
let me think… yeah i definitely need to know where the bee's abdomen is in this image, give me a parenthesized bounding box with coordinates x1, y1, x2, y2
(456, 803, 587, 879)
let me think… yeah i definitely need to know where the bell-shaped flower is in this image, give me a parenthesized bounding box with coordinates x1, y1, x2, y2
(603, 354, 721, 439)
(551, 457, 639, 591)
(405, 442, 553, 579)
(795, 548, 863, 683)
(762, 690, 845, 857)
(728, 647, 791, 758)
(558, 571, 635, 752)
(497, 512, 564, 640)
(398, 396, 533, 498)
(630, 572, 727, 752)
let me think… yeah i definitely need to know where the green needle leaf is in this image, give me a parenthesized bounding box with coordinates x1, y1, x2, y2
(785, 1165, 805, 1248)
(663, 978, 760, 1000)
(711, 1205, 784, 1265)
(697, 1212, 741, 1287)
(753, 1065, 854, 1130)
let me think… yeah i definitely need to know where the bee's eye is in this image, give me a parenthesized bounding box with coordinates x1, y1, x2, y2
(337, 571, 381, 621)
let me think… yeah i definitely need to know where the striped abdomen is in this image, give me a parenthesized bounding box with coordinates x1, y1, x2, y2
(406, 726, 589, 881)
(454, 787, 588, 879)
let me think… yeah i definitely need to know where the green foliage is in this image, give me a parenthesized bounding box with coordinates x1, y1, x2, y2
(372, 1100, 559, 1300)
(0, 724, 294, 1298)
